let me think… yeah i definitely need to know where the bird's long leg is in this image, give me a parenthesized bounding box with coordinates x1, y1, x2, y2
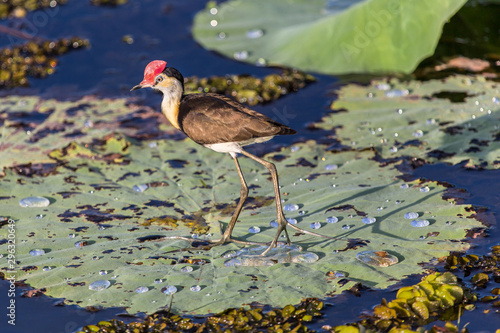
(218, 152, 249, 243)
(240, 150, 290, 255)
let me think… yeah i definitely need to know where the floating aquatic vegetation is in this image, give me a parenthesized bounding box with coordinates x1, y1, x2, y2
(184, 70, 315, 106)
(0, 38, 89, 89)
(78, 271, 473, 332)
(0, 134, 482, 314)
(77, 297, 323, 333)
(332, 272, 473, 332)
(318, 75, 500, 169)
(0, 0, 66, 19)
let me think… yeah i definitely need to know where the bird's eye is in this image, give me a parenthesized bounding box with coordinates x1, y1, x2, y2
(155, 75, 163, 84)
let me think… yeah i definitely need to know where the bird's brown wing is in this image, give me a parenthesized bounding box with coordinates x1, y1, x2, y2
(178, 93, 295, 145)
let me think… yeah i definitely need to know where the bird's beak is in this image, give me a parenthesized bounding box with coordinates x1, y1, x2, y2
(130, 84, 143, 91)
(130, 79, 153, 91)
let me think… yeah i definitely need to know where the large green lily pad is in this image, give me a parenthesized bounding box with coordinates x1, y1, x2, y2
(0, 103, 481, 314)
(192, 0, 466, 74)
(316, 75, 500, 169)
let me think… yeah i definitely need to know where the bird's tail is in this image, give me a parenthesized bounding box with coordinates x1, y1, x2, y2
(279, 126, 297, 136)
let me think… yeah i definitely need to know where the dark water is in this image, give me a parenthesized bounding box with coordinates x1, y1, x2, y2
(1, 1, 499, 332)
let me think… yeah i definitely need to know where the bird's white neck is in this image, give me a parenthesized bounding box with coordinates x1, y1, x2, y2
(158, 80, 183, 130)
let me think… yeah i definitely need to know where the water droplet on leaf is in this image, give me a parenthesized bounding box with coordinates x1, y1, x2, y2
(133, 184, 149, 192)
(233, 50, 249, 60)
(89, 280, 110, 291)
(326, 216, 339, 224)
(411, 219, 430, 228)
(310, 222, 321, 229)
(19, 196, 50, 208)
(29, 249, 45, 256)
(246, 29, 264, 39)
(375, 83, 391, 90)
(74, 241, 88, 248)
(356, 250, 398, 267)
(412, 130, 424, 137)
(190, 285, 201, 292)
(385, 89, 409, 98)
(162, 285, 177, 295)
(135, 286, 148, 293)
(248, 226, 261, 233)
(404, 212, 419, 219)
(420, 186, 430, 193)
(284, 204, 299, 212)
(362, 217, 376, 224)
(325, 164, 338, 171)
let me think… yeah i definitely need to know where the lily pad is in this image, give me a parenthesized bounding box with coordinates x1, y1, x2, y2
(0, 96, 169, 169)
(192, 0, 466, 74)
(316, 75, 500, 169)
(0, 118, 481, 314)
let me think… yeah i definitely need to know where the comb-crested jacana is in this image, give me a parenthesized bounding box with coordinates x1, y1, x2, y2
(132, 60, 298, 255)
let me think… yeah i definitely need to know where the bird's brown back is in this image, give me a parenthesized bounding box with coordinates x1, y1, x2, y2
(178, 93, 296, 145)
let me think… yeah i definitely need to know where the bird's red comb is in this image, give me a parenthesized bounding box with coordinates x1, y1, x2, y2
(141, 60, 167, 85)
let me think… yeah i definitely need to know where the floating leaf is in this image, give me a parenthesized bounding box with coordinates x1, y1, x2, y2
(316, 75, 500, 169)
(0, 120, 481, 314)
(0, 96, 169, 169)
(192, 0, 466, 74)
